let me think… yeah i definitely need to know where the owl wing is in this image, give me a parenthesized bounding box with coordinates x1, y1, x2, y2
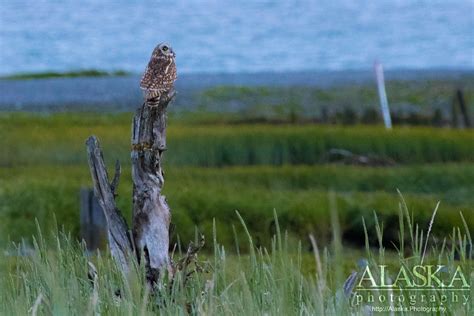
(140, 58, 177, 92)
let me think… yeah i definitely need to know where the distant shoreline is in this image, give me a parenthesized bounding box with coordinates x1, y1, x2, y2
(0, 70, 131, 80)
(1, 69, 472, 112)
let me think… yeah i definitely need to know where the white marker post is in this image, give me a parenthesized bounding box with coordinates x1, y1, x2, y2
(374, 61, 392, 129)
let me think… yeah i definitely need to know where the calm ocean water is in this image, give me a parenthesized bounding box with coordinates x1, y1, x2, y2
(0, 0, 473, 75)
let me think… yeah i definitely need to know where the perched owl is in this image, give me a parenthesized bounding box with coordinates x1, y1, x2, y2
(140, 42, 177, 102)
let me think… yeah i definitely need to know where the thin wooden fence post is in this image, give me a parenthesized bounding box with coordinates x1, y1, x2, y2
(80, 188, 108, 252)
(456, 89, 471, 128)
(374, 61, 392, 129)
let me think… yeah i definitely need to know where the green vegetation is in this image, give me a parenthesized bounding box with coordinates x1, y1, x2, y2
(1, 68, 472, 313)
(0, 101, 472, 313)
(1, 69, 130, 80)
(0, 113, 473, 250)
(201, 78, 474, 109)
(196, 77, 474, 124)
(1, 202, 472, 314)
(1, 164, 473, 250)
(1, 113, 473, 167)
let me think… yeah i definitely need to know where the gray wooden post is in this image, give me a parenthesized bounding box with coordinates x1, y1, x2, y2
(456, 89, 471, 128)
(80, 188, 107, 252)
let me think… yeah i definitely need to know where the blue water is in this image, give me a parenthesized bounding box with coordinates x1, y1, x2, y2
(0, 0, 473, 75)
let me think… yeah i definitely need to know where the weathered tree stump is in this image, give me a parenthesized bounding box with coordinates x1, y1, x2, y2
(131, 89, 176, 283)
(85, 89, 175, 286)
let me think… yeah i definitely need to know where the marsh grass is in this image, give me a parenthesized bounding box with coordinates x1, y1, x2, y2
(1, 113, 474, 167)
(196, 78, 474, 124)
(1, 113, 473, 251)
(1, 199, 472, 315)
(1, 164, 473, 250)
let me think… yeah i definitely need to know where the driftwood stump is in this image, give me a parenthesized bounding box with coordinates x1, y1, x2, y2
(131, 90, 176, 283)
(86, 89, 176, 285)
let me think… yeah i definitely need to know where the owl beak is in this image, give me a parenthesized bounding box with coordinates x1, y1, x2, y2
(166, 46, 175, 57)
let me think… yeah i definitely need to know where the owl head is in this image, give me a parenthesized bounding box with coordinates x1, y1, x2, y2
(151, 42, 175, 59)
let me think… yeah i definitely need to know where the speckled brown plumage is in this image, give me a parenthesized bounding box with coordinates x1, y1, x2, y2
(140, 42, 177, 101)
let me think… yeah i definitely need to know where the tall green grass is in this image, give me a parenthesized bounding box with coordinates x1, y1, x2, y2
(1, 113, 472, 258)
(1, 164, 473, 250)
(169, 124, 474, 166)
(1, 113, 473, 167)
(1, 200, 472, 315)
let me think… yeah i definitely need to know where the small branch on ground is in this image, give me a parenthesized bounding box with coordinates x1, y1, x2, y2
(172, 235, 207, 286)
(321, 148, 396, 166)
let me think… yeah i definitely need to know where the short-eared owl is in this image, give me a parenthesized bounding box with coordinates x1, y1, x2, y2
(140, 42, 177, 102)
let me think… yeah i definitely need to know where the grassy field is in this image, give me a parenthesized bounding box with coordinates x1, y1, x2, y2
(0, 113, 473, 250)
(1, 113, 473, 167)
(0, 109, 473, 314)
(195, 77, 474, 125)
(1, 202, 472, 314)
(1, 164, 473, 250)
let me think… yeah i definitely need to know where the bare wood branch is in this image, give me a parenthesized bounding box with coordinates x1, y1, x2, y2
(131, 89, 176, 285)
(86, 136, 133, 273)
(174, 235, 205, 272)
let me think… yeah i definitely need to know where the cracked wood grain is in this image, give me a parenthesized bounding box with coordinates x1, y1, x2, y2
(86, 136, 132, 273)
(86, 86, 175, 288)
(131, 89, 175, 285)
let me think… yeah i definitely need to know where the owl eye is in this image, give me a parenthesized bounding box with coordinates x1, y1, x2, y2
(162, 46, 169, 52)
